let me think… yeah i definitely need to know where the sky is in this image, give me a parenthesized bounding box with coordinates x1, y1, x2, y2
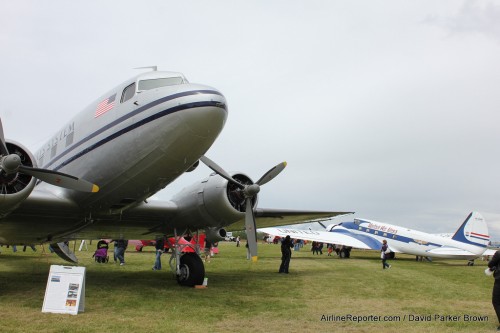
(1, 0, 500, 239)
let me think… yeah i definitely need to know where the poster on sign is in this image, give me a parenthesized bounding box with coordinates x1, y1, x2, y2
(42, 265, 85, 315)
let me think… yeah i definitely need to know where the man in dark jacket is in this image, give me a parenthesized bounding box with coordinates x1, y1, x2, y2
(279, 235, 293, 274)
(113, 239, 128, 266)
(487, 251, 500, 330)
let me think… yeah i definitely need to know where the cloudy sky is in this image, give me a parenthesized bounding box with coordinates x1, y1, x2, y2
(1, 1, 500, 239)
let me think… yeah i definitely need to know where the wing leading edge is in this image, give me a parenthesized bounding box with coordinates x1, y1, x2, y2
(226, 209, 353, 231)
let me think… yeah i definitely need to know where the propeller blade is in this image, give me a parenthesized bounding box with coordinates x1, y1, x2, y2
(200, 155, 244, 188)
(19, 166, 99, 193)
(0, 118, 10, 156)
(255, 161, 287, 186)
(245, 198, 258, 262)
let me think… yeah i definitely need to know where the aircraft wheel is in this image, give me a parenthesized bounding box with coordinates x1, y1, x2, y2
(339, 249, 347, 259)
(176, 253, 205, 287)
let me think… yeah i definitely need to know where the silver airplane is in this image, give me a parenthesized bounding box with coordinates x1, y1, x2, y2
(0, 69, 349, 286)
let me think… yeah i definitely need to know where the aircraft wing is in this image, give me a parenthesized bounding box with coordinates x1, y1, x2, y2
(4, 190, 87, 243)
(258, 226, 375, 250)
(3, 192, 350, 242)
(226, 209, 353, 231)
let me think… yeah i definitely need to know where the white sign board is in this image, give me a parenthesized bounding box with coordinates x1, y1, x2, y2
(42, 265, 85, 315)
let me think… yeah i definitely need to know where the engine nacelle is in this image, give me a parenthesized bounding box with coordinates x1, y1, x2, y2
(170, 172, 258, 229)
(205, 227, 227, 242)
(185, 160, 199, 173)
(0, 141, 37, 217)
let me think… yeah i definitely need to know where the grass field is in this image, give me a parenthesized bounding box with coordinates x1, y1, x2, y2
(0, 241, 497, 333)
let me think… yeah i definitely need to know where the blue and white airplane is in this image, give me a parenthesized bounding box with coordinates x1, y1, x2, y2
(260, 212, 490, 265)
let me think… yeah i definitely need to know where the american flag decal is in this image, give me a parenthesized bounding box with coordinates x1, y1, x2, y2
(94, 93, 116, 118)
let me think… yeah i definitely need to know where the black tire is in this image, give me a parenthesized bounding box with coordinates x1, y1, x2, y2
(176, 253, 205, 287)
(339, 249, 348, 258)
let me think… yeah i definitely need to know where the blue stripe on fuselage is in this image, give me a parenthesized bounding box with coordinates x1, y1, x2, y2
(330, 228, 383, 250)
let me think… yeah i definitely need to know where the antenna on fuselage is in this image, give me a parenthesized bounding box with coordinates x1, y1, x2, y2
(134, 66, 157, 71)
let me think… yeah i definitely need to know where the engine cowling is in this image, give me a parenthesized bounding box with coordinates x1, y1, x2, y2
(205, 227, 227, 242)
(0, 141, 36, 217)
(170, 172, 258, 229)
(185, 160, 199, 173)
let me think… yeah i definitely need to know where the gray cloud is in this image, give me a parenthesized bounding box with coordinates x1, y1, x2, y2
(1, 0, 500, 240)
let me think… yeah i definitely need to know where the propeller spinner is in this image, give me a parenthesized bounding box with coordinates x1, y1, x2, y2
(200, 155, 286, 262)
(0, 119, 99, 193)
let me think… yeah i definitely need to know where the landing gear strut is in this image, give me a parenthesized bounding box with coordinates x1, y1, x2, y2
(168, 229, 205, 287)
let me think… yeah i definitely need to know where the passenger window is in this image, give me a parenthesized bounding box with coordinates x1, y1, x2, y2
(121, 82, 136, 103)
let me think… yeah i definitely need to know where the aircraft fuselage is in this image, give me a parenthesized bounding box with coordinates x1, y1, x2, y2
(34, 71, 227, 214)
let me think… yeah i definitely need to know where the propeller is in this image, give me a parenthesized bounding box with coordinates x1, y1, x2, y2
(200, 155, 286, 262)
(0, 119, 99, 193)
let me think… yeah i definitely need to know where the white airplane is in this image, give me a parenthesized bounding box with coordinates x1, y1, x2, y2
(260, 212, 490, 265)
(0, 69, 350, 286)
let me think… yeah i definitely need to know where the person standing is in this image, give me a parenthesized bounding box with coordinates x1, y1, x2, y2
(204, 238, 212, 263)
(236, 236, 240, 247)
(113, 239, 128, 266)
(152, 236, 164, 270)
(279, 235, 293, 274)
(381, 239, 391, 269)
(487, 250, 500, 330)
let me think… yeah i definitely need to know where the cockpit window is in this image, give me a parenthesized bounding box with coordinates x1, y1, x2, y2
(121, 82, 136, 103)
(138, 77, 184, 91)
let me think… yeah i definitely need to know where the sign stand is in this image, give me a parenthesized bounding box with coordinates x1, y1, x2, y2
(42, 265, 85, 315)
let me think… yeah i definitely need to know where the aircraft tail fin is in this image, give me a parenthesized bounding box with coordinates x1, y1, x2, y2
(451, 212, 489, 248)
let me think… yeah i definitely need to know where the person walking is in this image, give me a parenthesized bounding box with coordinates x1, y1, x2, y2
(279, 235, 293, 274)
(113, 239, 128, 266)
(381, 239, 391, 269)
(487, 250, 500, 330)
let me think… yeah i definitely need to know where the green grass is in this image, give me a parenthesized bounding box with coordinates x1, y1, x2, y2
(0, 242, 496, 332)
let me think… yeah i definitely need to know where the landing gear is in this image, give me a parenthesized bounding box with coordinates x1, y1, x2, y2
(168, 229, 205, 287)
(176, 253, 205, 286)
(338, 246, 352, 259)
(467, 260, 475, 266)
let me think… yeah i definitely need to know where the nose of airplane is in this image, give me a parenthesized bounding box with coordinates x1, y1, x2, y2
(179, 84, 228, 138)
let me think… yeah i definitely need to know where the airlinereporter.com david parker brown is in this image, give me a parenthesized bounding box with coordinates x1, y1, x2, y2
(320, 314, 489, 323)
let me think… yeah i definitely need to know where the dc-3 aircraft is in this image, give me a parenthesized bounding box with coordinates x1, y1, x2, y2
(0, 69, 349, 286)
(260, 212, 491, 265)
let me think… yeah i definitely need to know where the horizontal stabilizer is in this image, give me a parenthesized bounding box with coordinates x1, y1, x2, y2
(483, 249, 497, 257)
(426, 247, 476, 257)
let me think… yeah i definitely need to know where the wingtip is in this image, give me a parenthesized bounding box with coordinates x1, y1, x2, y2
(92, 184, 100, 193)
